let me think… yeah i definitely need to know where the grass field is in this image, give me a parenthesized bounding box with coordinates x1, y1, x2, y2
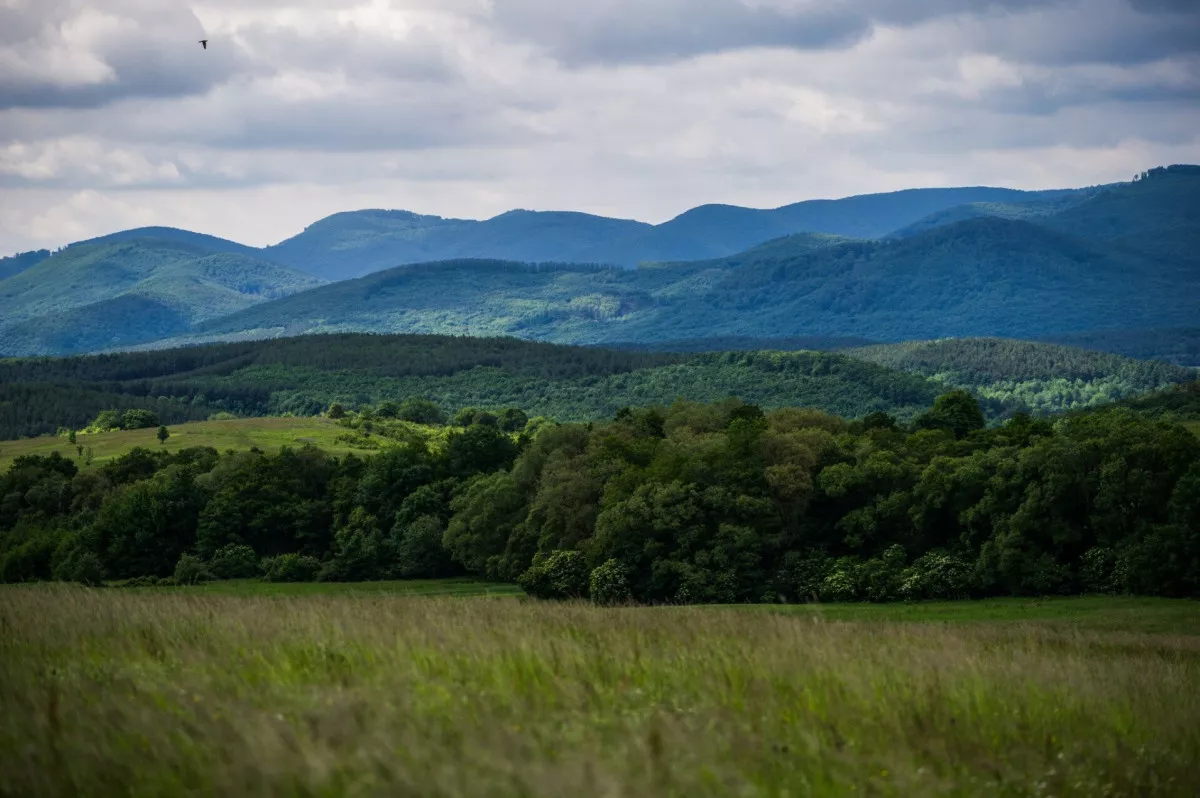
(2, 587, 1198, 797)
(1186, 421, 1200, 437)
(184, 577, 523, 598)
(0, 417, 368, 471)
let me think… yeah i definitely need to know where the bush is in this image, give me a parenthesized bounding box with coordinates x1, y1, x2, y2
(860, 545, 908, 602)
(57, 550, 106, 586)
(589, 559, 633, 606)
(518, 550, 589, 600)
(901, 550, 977, 600)
(208, 544, 261, 580)
(121, 409, 161, 430)
(262, 553, 322, 583)
(174, 553, 213, 586)
(399, 398, 447, 425)
(1079, 547, 1121, 595)
(819, 558, 861, 602)
(775, 552, 832, 603)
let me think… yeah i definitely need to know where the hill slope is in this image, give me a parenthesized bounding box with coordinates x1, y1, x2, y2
(845, 338, 1196, 414)
(0, 239, 323, 356)
(0, 333, 946, 440)
(0, 249, 51, 281)
(265, 186, 1081, 280)
(182, 215, 1195, 348)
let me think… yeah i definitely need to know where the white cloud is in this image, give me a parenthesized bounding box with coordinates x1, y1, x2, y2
(0, 0, 1197, 254)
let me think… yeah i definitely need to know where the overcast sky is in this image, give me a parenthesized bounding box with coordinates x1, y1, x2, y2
(1, 0, 1198, 254)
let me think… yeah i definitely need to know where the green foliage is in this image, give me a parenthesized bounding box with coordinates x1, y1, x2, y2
(397, 398, 446, 425)
(589, 559, 633, 605)
(157, 426, 170, 444)
(207, 544, 261, 580)
(0, 237, 323, 356)
(262, 553, 322, 583)
(3, 389, 1199, 603)
(518, 550, 590, 600)
(174, 553, 213, 586)
(121, 409, 160, 430)
(393, 515, 453, 579)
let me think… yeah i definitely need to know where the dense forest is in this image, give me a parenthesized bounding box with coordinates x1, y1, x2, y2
(184, 172, 1198, 352)
(3, 387, 1197, 601)
(846, 338, 1196, 414)
(5, 333, 1191, 442)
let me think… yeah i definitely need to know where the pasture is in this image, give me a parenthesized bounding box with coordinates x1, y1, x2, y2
(2, 586, 1198, 797)
(0, 416, 375, 471)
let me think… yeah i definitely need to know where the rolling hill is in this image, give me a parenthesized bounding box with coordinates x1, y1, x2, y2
(0, 333, 945, 440)
(173, 213, 1194, 349)
(844, 338, 1196, 414)
(265, 186, 1087, 280)
(0, 239, 323, 356)
(0, 249, 51, 281)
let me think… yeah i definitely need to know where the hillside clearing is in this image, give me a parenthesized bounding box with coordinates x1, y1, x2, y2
(0, 417, 372, 471)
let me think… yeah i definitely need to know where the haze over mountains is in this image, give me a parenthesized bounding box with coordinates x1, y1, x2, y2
(0, 165, 1196, 362)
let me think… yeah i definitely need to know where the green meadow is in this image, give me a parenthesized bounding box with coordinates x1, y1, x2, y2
(2, 586, 1198, 797)
(0, 416, 407, 471)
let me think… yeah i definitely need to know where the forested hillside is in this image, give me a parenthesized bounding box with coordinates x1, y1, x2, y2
(183, 213, 1195, 348)
(265, 186, 1073, 280)
(1043, 327, 1200, 367)
(0, 239, 323, 356)
(4, 390, 1197, 603)
(0, 334, 948, 440)
(846, 339, 1196, 414)
(0, 249, 50, 281)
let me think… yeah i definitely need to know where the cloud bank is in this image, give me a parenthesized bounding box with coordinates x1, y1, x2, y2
(0, 0, 1197, 252)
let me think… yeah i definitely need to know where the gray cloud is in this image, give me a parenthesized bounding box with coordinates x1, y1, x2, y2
(485, 0, 873, 65)
(0, 0, 1197, 255)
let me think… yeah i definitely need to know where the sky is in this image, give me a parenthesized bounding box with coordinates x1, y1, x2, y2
(0, 0, 1198, 254)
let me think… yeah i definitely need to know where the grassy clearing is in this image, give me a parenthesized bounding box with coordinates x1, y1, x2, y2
(1185, 421, 1199, 437)
(0, 417, 375, 470)
(2, 587, 1199, 797)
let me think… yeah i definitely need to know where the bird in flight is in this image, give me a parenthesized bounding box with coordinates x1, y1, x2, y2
(199, 39, 208, 50)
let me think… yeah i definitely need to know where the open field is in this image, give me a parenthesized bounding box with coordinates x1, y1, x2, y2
(0, 417, 367, 471)
(1186, 421, 1200, 437)
(183, 577, 523, 598)
(2, 587, 1198, 797)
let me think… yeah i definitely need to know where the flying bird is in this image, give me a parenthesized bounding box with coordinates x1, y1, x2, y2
(199, 39, 208, 50)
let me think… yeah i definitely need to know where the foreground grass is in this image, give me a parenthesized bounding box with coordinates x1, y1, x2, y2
(0, 417, 375, 470)
(2, 588, 1199, 797)
(748, 596, 1200, 635)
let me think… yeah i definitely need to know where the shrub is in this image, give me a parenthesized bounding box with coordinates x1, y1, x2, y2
(174, 553, 213, 586)
(1079, 547, 1121, 595)
(775, 552, 832, 603)
(262, 553, 322, 583)
(589, 559, 633, 606)
(398, 398, 447, 425)
(208, 544, 261, 580)
(518, 550, 589, 600)
(121, 409, 160, 430)
(58, 550, 106, 586)
(901, 550, 977, 600)
(860, 545, 908, 602)
(819, 558, 861, 603)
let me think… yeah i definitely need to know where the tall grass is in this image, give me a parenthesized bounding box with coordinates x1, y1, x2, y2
(2, 586, 1198, 797)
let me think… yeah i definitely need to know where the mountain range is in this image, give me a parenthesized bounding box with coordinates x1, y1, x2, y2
(0, 164, 1195, 362)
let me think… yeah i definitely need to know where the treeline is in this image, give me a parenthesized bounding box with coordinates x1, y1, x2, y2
(3, 390, 1197, 601)
(0, 335, 947, 440)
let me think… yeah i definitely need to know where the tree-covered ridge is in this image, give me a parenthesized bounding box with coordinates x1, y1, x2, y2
(0, 334, 952, 440)
(0, 249, 51, 281)
(3, 391, 1197, 604)
(182, 211, 1195, 352)
(1041, 327, 1200, 368)
(845, 338, 1196, 414)
(0, 238, 324, 356)
(263, 186, 1075, 280)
